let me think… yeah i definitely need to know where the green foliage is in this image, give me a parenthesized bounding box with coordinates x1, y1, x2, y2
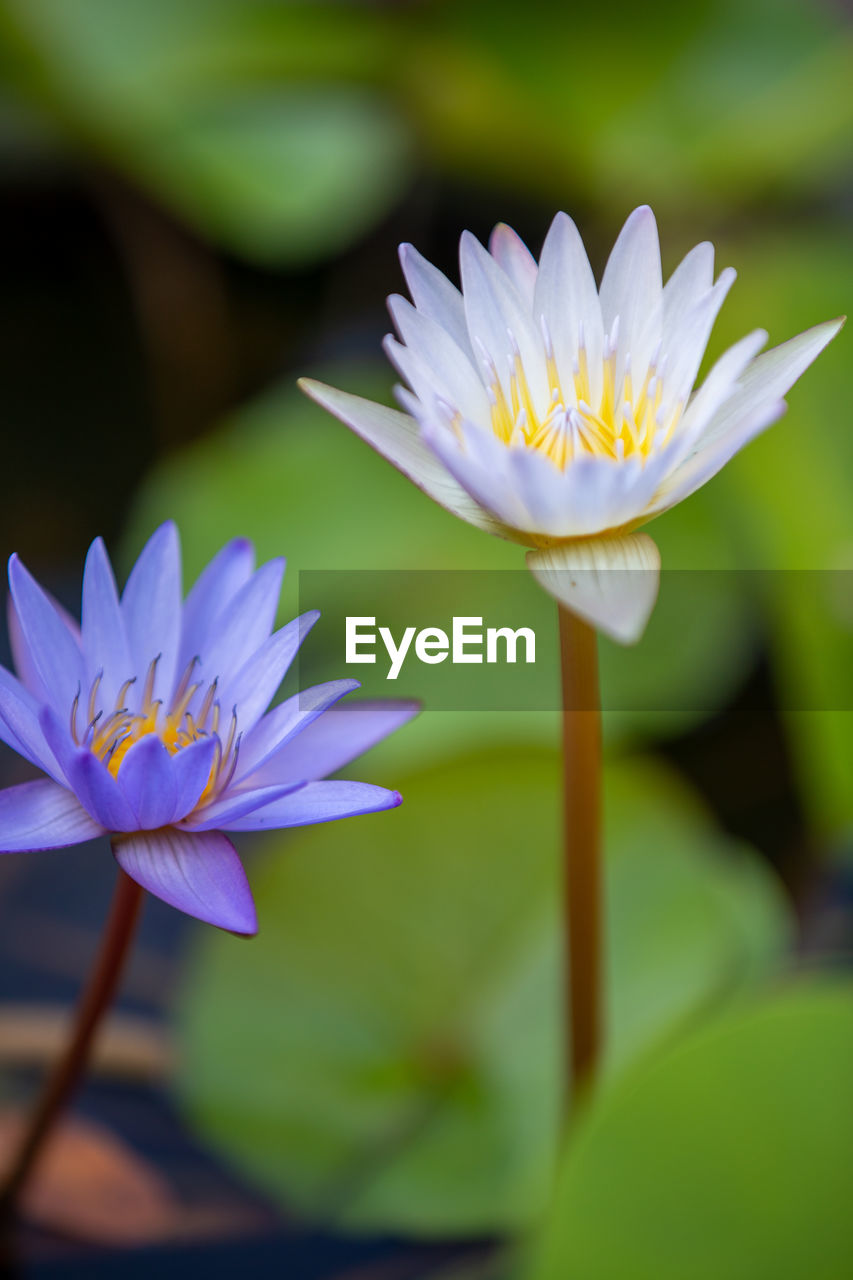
(400, 0, 853, 216)
(178, 749, 789, 1235)
(0, 0, 412, 263)
(1, 0, 850, 256)
(529, 983, 853, 1280)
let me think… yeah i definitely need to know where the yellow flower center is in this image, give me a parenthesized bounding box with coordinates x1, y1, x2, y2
(481, 325, 683, 470)
(71, 655, 239, 805)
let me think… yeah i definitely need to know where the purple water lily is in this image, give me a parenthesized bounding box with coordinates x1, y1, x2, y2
(0, 523, 414, 935)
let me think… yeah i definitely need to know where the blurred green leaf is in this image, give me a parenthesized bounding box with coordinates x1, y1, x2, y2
(128, 87, 411, 264)
(0, 0, 412, 263)
(530, 982, 853, 1280)
(178, 750, 790, 1235)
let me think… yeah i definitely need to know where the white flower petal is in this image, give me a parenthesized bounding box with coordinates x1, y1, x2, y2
(678, 329, 768, 442)
(459, 231, 550, 415)
(488, 222, 538, 308)
(644, 399, 787, 518)
(425, 417, 670, 540)
(599, 206, 662, 386)
(661, 241, 715, 342)
(505, 446, 661, 539)
(398, 242, 473, 360)
(298, 379, 508, 538)
(699, 317, 844, 448)
(534, 211, 604, 406)
(662, 267, 736, 413)
(386, 295, 490, 421)
(526, 532, 661, 645)
(421, 418, 533, 532)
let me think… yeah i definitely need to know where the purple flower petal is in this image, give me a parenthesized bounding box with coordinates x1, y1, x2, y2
(37, 708, 142, 833)
(221, 780, 402, 831)
(219, 611, 320, 734)
(117, 734, 178, 829)
(121, 522, 182, 706)
(7, 594, 42, 696)
(0, 665, 63, 780)
(236, 679, 361, 783)
(8, 555, 85, 714)
(68, 751, 139, 832)
(81, 536, 132, 709)
(113, 827, 257, 934)
(195, 559, 284, 688)
(7, 587, 81, 698)
(179, 538, 255, 674)
(171, 735, 219, 821)
(180, 783, 301, 832)
(245, 701, 419, 787)
(0, 779, 105, 852)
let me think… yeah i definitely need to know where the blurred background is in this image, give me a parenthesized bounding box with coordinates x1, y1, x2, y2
(0, 0, 851, 1275)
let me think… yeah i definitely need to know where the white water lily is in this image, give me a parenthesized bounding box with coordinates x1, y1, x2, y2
(300, 206, 842, 642)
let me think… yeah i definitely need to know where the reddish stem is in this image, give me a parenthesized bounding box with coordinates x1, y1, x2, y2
(0, 869, 144, 1219)
(558, 605, 603, 1099)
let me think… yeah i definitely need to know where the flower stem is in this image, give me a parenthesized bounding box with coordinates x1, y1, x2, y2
(0, 869, 144, 1220)
(558, 605, 602, 1101)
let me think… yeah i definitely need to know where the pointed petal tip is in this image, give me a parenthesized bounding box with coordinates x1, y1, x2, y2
(458, 228, 483, 264)
(804, 315, 845, 342)
(548, 209, 576, 236)
(146, 520, 179, 552)
(487, 221, 515, 252)
(297, 376, 327, 402)
(264, 554, 286, 581)
(624, 204, 656, 230)
(298, 378, 356, 417)
(230, 920, 258, 939)
(227, 894, 259, 937)
(386, 291, 408, 318)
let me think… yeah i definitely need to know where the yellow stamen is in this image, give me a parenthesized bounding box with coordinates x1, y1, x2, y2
(80, 661, 238, 811)
(479, 335, 679, 472)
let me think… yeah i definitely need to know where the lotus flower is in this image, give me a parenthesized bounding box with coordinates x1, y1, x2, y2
(0, 524, 414, 934)
(300, 206, 842, 642)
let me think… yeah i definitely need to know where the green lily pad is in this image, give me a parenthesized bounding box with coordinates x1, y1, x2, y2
(530, 982, 853, 1280)
(178, 749, 790, 1235)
